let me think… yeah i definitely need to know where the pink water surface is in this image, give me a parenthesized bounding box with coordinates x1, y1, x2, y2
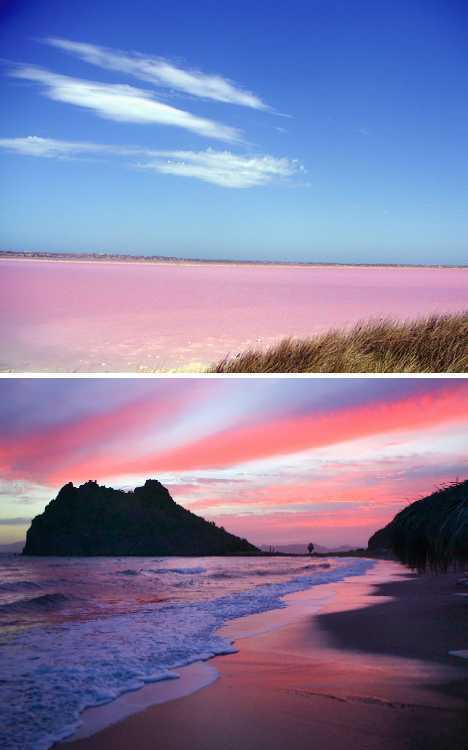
(1, 259, 467, 371)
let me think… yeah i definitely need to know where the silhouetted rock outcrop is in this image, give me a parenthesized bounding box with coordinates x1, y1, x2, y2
(368, 479, 468, 571)
(23, 479, 260, 556)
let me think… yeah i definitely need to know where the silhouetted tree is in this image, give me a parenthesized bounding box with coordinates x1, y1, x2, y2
(307, 542, 314, 556)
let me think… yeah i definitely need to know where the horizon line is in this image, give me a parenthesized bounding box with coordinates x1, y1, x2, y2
(1, 249, 467, 271)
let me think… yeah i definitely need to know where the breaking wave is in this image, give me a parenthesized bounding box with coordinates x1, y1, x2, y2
(0, 592, 70, 614)
(209, 561, 331, 580)
(148, 566, 207, 575)
(0, 580, 42, 593)
(0, 557, 374, 750)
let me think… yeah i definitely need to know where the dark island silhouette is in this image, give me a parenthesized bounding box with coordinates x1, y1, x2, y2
(23, 479, 260, 556)
(21, 476, 468, 565)
(368, 478, 468, 572)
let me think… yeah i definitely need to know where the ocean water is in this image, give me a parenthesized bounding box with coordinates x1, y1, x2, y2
(0, 554, 374, 749)
(1, 259, 467, 371)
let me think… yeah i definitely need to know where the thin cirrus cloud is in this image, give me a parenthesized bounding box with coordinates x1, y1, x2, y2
(10, 66, 241, 142)
(0, 516, 32, 526)
(0, 135, 120, 159)
(137, 149, 303, 188)
(0, 136, 303, 188)
(45, 37, 270, 110)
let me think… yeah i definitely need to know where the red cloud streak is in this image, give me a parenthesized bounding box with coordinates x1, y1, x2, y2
(44, 383, 468, 484)
(0, 386, 202, 480)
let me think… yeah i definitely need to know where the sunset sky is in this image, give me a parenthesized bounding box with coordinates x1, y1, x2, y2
(0, 377, 467, 548)
(1, 0, 467, 263)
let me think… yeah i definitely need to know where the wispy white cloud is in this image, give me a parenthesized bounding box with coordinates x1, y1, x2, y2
(137, 149, 304, 188)
(45, 37, 269, 111)
(10, 66, 241, 142)
(0, 135, 115, 158)
(0, 136, 304, 188)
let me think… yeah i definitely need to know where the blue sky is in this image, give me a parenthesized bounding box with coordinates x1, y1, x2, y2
(0, 0, 467, 263)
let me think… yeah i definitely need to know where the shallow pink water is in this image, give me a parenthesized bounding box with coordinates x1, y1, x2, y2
(1, 259, 467, 371)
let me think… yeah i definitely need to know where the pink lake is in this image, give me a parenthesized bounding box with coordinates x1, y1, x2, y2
(1, 259, 467, 372)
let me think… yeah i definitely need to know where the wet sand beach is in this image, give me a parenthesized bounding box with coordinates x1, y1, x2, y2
(59, 562, 468, 750)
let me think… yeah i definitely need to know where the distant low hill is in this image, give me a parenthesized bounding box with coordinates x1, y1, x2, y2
(23, 479, 260, 557)
(260, 543, 355, 555)
(368, 479, 468, 571)
(4, 249, 463, 269)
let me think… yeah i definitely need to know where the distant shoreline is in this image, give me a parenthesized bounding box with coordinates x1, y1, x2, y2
(1, 250, 466, 271)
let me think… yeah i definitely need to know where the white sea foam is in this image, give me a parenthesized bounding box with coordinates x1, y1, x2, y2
(0, 557, 374, 750)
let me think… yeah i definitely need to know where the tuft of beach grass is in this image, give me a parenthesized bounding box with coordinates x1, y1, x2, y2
(209, 312, 468, 373)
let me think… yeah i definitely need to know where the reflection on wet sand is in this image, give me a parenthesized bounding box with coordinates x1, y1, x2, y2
(61, 562, 468, 750)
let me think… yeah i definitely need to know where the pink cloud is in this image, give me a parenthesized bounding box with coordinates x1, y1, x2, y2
(47, 382, 468, 483)
(0, 385, 205, 481)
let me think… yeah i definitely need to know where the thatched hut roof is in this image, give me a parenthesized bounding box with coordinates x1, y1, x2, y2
(368, 479, 468, 572)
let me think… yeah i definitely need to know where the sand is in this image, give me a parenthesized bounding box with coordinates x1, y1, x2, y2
(57, 562, 468, 750)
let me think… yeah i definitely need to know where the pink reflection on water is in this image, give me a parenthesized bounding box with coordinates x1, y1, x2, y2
(1, 259, 467, 371)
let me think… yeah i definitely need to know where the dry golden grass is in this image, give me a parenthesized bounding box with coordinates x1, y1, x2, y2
(210, 312, 468, 373)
